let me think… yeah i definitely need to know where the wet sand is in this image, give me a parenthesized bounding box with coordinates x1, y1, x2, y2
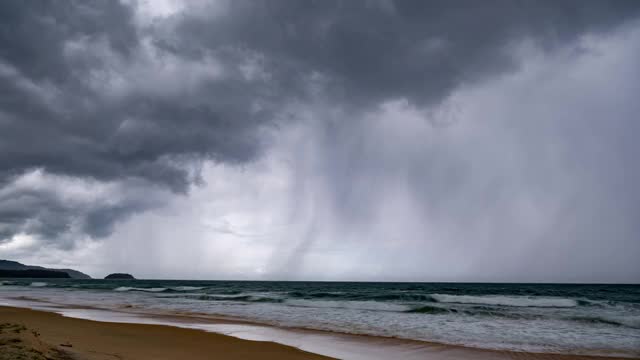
(0, 306, 332, 360)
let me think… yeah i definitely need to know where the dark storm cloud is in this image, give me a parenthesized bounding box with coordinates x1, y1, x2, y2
(0, 0, 275, 243)
(169, 0, 640, 107)
(0, 0, 639, 246)
(0, 0, 271, 190)
(0, 174, 165, 247)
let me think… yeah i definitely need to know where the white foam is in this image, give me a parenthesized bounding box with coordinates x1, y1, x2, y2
(114, 287, 167, 292)
(285, 299, 410, 312)
(29, 282, 47, 287)
(430, 294, 577, 307)
(171, 286, 205, 291)
(602, 315, 640, 329)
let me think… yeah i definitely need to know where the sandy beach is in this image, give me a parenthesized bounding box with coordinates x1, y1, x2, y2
(0, 306, 332, 360)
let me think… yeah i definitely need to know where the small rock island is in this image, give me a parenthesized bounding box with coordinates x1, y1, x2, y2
(104, 273, 135, 280)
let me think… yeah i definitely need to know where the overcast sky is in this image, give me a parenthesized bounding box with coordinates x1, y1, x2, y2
(1, 0, 639, 282)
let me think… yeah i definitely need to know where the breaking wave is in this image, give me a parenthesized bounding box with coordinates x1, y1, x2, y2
(429, 294, 578, 308)
(190, 294, 285, 303)
(406, 305, 452, 314)
(170, 286, 204, 291)
(569, 316, 640, 329)
(285, 299, 409, 312)
(114, 287, 168, 292)
(113, 286, 206, 293)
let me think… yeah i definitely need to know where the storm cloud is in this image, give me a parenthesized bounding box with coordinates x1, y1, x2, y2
(165, 0, 640, 107)
(0, 0, 639, 281)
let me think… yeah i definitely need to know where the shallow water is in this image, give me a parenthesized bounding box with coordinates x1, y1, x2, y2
(1, 280, 639, 357)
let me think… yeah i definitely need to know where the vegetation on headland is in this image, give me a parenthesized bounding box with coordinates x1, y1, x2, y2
(0, 260, 91, 279)
(0, 269, 70, 278)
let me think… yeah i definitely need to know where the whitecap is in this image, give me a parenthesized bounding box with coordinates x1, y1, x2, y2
(430, 294, 577, 308)
(171, 286, 205, 291)
(114, 287, 167, 292)
(285, 299, 410, 312)
(29, 282, 48, 287)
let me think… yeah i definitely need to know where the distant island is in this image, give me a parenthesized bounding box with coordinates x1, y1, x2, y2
(104, 273, 135, 280)
(0, 260, 91, 279)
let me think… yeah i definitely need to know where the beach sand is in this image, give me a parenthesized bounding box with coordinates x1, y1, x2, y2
(0, 306, 333, 360)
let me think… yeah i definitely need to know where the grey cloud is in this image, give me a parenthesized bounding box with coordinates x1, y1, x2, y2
(0, 0, 639, 251)
(0, 174, 165, 247)
(169, 0, 640, 108)
(0, 0, 274, 243)
(0, 1, 137, 82)
(0, 1, 273, 190)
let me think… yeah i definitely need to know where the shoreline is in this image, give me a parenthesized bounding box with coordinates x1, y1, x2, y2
(0, 306, 333, 360)
(1, 299, 637, 360)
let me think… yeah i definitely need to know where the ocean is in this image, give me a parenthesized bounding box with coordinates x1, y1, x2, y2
(1, 280, 639, 358)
